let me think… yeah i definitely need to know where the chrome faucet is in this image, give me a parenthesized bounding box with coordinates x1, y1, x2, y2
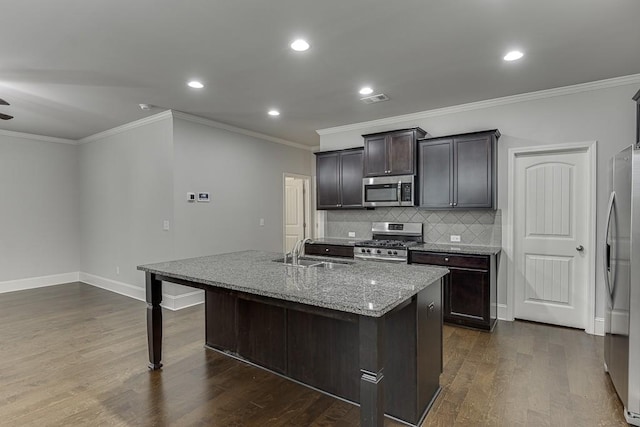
(291, 238, 313, 265)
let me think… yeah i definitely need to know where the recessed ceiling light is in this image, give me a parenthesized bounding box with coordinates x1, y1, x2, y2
(290, 39, 310, 52)
(268, 109, 280, 116)
(359, 86, 374, 95)
(503, 50, 524, 61)
(187, 80, 204, 89)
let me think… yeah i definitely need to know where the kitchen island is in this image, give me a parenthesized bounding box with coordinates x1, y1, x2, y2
(138, 250, 448, 427)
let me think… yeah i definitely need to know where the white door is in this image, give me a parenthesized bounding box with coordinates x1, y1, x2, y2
(514, 149, 590, 328)
(284, 177, 306, 252)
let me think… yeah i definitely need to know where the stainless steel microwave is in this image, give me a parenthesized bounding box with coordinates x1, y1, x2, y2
(362, 175, 415, 207)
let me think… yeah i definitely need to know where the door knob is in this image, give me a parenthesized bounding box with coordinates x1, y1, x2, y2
(576, 245, 584, 252)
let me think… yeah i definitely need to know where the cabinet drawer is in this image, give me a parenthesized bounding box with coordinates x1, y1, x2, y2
(305, 244, 354, 258)
(410, 251, 489, 270)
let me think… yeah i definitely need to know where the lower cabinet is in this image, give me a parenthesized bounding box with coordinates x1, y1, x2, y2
(204, 281, 443, 425)
(410, 250, 497, 331)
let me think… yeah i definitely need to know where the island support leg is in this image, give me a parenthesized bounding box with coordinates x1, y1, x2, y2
(359, 316, 385, 427)
(146, 272, 163, 370)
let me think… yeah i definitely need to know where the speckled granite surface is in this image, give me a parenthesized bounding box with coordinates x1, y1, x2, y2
(410, 242, 501, 255)
(138, 250, 448, 317)
(309, 238, 364, 247)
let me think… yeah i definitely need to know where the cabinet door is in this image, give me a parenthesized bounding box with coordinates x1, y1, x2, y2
(388, 130, 415, 175)
(340, 150, 363, 207)
(363, 135, 388, 177)
(316, 153, 341, 209)
(444, 268, 488, 324)
(454, 135, 493, 208)
(419, 139, 453, 208)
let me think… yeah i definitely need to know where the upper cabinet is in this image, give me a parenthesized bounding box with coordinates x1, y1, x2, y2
(363, 128, 427, 177)
(418, 130, 499, 210)
(316, 148, 364, 209)
(634, 89, 640, 147)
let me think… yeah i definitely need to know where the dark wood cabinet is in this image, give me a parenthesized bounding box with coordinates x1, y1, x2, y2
(315, 148, 363, 209)
(634, 89, 640, 147)
(363, 128, 427, 177)
(410, 250, 497, 331)
(418, 129, 499, 209)
(204, 280, 443, 425)
(304, 243, 354, 258)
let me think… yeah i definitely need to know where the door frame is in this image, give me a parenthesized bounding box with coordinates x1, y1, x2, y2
(282, 173, 312, 253)
(505, 141, 597, 334)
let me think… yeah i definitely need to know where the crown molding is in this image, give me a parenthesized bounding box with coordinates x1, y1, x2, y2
(0, 128, 77, 145)
(170, 111, 316, 152)
(78, 110, 173, 144)
(316, 73, 640, 136)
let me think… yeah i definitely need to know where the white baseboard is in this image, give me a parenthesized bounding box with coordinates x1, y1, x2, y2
(78, 272, 203, 311)
(0, 272, 80, 294)
(79, 272, 145, 302)
(594, 317, 605, 336)
(162, 290, 205, 311)
(497, 304, 510, 321)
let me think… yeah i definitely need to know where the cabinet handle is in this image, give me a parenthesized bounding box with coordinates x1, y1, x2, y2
(325, 248, 330, 252)
(449, 202, 453, 206)
(428, 302, 435, 311)
(453, 202, 457, 206)
(444, 257, 449, 262)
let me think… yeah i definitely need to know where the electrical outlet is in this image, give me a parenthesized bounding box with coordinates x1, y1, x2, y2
(163, 220, 170, 231)
(348, 232, 356, 238)
(450, 235, 461, 242)
(116, 266, 120, 275)
(187, 192, 196, 202)
(259, 218, 265, 226)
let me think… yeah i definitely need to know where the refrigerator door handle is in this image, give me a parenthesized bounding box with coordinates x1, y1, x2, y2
(604, 191, 615, 301)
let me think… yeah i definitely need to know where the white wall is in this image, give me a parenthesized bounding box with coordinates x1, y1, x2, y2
(75, 113, 313, 305)
(78, 116, 175, 295)
(170, 117, 313, 296)
(318, 79, 640, 323)
(0, 133, 80, 288)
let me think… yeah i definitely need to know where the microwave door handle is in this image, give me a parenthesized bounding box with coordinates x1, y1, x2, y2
(603, 191, 615, 301)
(397, 181, 402, 204)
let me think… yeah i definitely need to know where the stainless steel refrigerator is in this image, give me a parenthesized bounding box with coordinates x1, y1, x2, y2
(605, 144, 640, 425)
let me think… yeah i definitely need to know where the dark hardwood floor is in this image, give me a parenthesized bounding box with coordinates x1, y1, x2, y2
(0, 283, 626, 426)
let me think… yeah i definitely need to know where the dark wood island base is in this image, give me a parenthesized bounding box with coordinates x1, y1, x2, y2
(141, 257, 445, 427)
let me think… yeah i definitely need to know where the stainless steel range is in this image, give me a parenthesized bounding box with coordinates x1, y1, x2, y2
(354, 222, 423, 262)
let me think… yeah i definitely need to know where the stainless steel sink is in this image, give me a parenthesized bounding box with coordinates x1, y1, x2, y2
(273, 257, 352, 269)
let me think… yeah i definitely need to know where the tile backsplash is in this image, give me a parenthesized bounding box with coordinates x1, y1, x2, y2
(325, 208, 502, 246)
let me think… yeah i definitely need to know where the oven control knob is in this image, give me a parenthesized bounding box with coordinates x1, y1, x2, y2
(393, 251, 398, 255)
(361, 248, 366, 253)
(387, 250, 392, 255)
(376, 250, 381, 254)
(366, 249, 371, 253)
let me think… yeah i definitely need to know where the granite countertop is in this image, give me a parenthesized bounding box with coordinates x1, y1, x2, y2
(410, 242, 502, 256)
(308, 237, 364, 247)
(138, 250, 448, 318)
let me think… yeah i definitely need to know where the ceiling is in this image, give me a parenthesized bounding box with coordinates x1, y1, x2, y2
(1, 1, 639, 146)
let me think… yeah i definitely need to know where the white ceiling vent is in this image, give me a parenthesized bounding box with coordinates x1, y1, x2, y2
(360, 93, 389, 104)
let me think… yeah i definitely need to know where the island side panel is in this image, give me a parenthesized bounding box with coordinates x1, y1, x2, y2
(359, 316, 386, 427)
(145, 272, 163, 370)
(286, 310, 360, 402)
(417, 278, 443, 419)
(205, 288, 238, 352)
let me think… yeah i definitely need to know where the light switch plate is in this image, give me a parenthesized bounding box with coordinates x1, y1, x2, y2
(197, 192, 210, 202)
(348, 232, 356, 238)
(259, 218, 265, 226)
(450, 235, 461, 242)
